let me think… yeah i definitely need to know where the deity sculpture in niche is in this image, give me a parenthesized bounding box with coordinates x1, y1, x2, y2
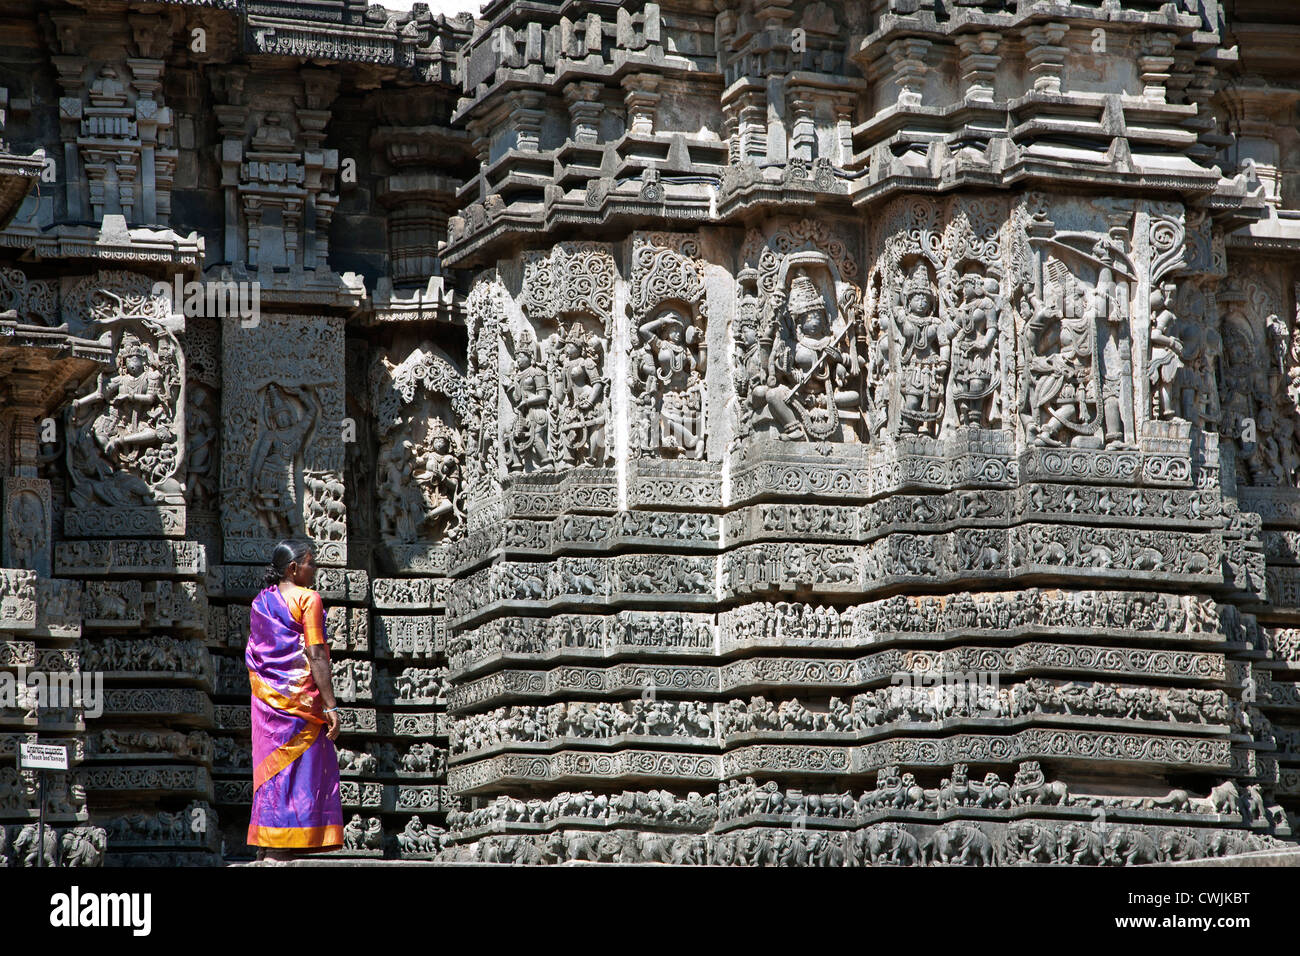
(756, 268, 864, 442)
(1022, 221, 1138, 450)
(894, 262, 950, 437)
(377, 420, 463, 545)
(1148, 281, 1185, 422)
(947, 268, 1003, 428)
(249, 384, 318, 537)
(1219, 279, 1300, 487)
(377, 437, 422, 543)
(370, 343, 469, 549)
(552, 321, 612, 467)
(68, 329, 185, 508)
(632, 303, 706, 459)
(496, 332, 548, 476)
(504, 332, 553, 474)
(1091, 232, 1136, 448)
(1023, 265, 1102, 448)
(628, 234, 711, 459)
(411, 423, 464, 538)
(185, 382, 219, 511)
(732, 268, 766, 442)
(6, 490, 43, 570)
(1159, 280, 1220, 431)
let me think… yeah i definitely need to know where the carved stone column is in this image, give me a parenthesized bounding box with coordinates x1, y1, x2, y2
(956, 32, 1000, 104)
(1022, 23, 1068, 95)
(887, 38, 930, 108)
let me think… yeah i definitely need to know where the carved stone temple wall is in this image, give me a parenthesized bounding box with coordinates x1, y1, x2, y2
(1, 0, 1300, 867)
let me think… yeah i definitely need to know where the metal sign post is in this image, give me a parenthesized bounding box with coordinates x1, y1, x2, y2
(19, 743, 69, 869)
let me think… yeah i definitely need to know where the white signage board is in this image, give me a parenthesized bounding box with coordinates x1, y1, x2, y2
(19, 743, 68, 771)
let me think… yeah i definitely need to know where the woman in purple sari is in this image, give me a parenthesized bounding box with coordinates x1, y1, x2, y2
(246, 539, 343, 860)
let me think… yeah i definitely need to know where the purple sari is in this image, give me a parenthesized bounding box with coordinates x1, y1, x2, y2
(245, 584, 343, 848)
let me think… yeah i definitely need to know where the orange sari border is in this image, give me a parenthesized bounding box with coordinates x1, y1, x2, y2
(249, 671, 324, 725)
(253, 722, 321, 791)
(247, 824, 344, 849)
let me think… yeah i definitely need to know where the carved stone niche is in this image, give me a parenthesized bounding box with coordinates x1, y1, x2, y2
(501, 243, 618, 513)
(180, 317, 221, 553)
(220, 314, 346, 566)
(868, 195, 1014, 455)
(1015, 197, 1194, 488)
(0, 569, 37, 639)
(627, 232, 720, 509)
(734, 219, 868, 449)
(1218, 267, 1300, 497)
(3, 478, 51, 578)
(62, 273, 187, 537)
(370, 340, 470, 574)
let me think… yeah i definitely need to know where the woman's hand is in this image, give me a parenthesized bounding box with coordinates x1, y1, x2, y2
(325, 710, 341, 741)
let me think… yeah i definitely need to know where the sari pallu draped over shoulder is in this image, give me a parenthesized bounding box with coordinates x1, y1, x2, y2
(246, 584, 343, 849)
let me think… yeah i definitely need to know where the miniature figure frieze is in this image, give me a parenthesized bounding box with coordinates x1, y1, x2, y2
(551, 320, 613, 469)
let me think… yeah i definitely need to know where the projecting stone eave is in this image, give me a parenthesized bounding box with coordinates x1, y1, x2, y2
(350, 274, 467, 329)
(442, 185, 718, 269)
(0, 216, 204, 271)
(857, 1, 1206, 52)
(0, 314, 114, 420)
(450, 51, 705, 130)
(0, 146, 44, 232)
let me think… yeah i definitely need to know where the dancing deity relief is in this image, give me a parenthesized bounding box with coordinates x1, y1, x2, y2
(756, 270, 864, 442)
(504, 333, 553, 474)
(894, 263, 950, 438)
(632, 304, 706, 459)
(554, 322, 612, 468)
(68, 329, 184, 509)
(249, 384, 318, 538)
(411, 423, 464, 538)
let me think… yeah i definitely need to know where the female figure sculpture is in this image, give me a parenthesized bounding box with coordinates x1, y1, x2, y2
(633, 304, 706, 458)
